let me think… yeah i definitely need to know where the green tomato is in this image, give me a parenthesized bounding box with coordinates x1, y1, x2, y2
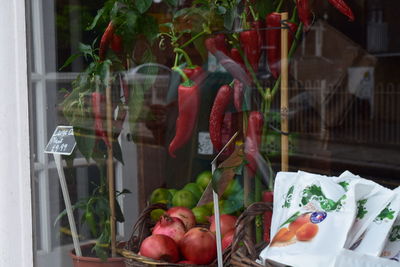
(192, 206, 211, 224)
(196, 171, 212, 190)
(149, 188, 172, 204)
(183, 183, 203, 200)
(172, 190, 197, 209)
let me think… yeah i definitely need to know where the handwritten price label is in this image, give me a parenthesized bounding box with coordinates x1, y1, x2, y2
(44, 126, 76, 155)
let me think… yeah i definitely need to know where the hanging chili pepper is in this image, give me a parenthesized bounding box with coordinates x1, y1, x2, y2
(297, 0, 312, 30)
(205, 37, 217, 55)
(220, 112, 239, 160)
(209, 85, 233, 152)
(110, 34, 123, 54)
(91, 92, 111, 148)
(233, 79, 244, 112)
(245, 111, 263, 177)
(328, 0, 355, 21)
(183, 65, 204, 84)
(240, 29, 262, 73)
(230, 48, 245, 70)
(99, 22, 115, 60)
(266, 13, 298, 78)
(266, 12, 281, 78)
(252, 20, 264, 49)
(168, 70, 199, 157)
(214, 34, 230, 56)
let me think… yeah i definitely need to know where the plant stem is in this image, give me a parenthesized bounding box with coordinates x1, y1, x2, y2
(181, 31, 206, 49)
(174, 48, 194, 68)
(172, 66, 190, 84)
(276, 0, 284, 12)
(255, 174, 262, 243)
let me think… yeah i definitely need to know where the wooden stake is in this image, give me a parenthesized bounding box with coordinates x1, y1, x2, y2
(280, 12, 289, 172)
(106, 83, 116, 257)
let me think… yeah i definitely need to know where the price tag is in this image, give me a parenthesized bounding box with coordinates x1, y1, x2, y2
(198, 132, 213, 155)
(44, 126, 76, 155)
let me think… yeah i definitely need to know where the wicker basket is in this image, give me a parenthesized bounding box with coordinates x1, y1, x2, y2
(228, 202, 274, 267)
(122, 203, 231, 266)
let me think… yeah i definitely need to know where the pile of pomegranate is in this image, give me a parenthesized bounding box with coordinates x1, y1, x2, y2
(139, 206, 237, 264)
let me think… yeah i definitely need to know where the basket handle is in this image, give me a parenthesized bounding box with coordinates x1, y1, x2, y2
(231, 202, 273, 261)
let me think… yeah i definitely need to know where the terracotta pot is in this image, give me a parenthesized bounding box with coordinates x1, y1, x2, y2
(70, 244, 125, 267)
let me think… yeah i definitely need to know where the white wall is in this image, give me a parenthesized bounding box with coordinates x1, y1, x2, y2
(0, 0, 33, 266)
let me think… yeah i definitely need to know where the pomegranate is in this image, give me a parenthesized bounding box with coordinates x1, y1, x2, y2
(179, 227, 217, 264)
(209, 214, 237, 236)
(139, 234, 179, 263)
(167, 206, 196, 230)
(222, 230, 234, 250)
(152, 215, 186, 243)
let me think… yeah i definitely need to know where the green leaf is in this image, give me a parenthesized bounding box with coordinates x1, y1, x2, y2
(78, 43, 93, 60)
(74, 126, 95, 162)
(173, 8, 191, 19)
(59, 53, 81, 71)
(139, 15, 159, 44)
(255, 0, 274, 20)
(86, 7, 105, 30)
(135, 0, 152, 14)
(217, 6, 227, 15)
(165, 0, 178, 6)
(54, 200, 87, 227)
(211, 168, 224, 193)
(279, 211, 301, 228)
(224, 7, 236, 30)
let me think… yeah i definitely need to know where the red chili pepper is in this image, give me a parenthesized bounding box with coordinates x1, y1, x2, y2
(252, 20, 264, 49)
(91, 92, 111, 148)
(266, 13, 281, 78)
(328, 0, 355, 21)
(183, 66, 204, 84)
(266, 13, 298, 78)
(240, 29, 261, 73)
(220, 112, 238, 160)
(230, 48, 245, 70)
(205, 37, 217, 55)
(297, 0, 312, 30)
(214, 34, 230, 56)
(245, 111, 263, 177)
(110, 34, 123, 54)
(233, 79, 243, 112)
(168, 81, 199, 157)
(99, 22, 115, 61)
(209, 85, 233, 152)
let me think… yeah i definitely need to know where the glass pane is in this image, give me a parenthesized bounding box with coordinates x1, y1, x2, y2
(27, 0, 400, 266)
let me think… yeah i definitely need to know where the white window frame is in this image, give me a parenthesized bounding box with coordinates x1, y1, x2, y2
(0, 0, 33, 267)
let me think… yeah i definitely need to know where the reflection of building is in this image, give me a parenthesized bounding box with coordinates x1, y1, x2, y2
(287, 20, 400, 184)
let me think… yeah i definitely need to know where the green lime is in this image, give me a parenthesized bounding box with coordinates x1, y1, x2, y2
(204, 201, 214, 213)
(172, 190, 197, 209)
(149, 188, 172, 204)
(183, 183, 203, 200)
(150, 209, 165, 222)
(168, 189, 178, 198)
(196, 171, 212, 190)
(220, 198, 243, 215)
(192, 206, 212, 224)
(222, 179, 242, 199)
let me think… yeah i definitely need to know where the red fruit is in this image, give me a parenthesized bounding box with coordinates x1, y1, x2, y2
(167, 206, 196, 230)
(152, 215, 186, 243)
(222, 230, 234, 250)
(209, 214, 237, 236)
(110, 34, 123, 53)
(139, 234, 179, 263)
(179, 227, 217, 265)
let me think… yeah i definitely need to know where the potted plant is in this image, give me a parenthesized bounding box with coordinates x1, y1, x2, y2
(56, 0, 163, 265)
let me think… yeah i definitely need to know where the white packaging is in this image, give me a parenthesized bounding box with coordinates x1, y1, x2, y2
(381, 194, 400, 261)
(334, 249, 400, 267)
(338, 171, 394, 249)
(270, 172, 299, 238)
(260, 171, 358, 267)
(352, 187, 400, 256)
